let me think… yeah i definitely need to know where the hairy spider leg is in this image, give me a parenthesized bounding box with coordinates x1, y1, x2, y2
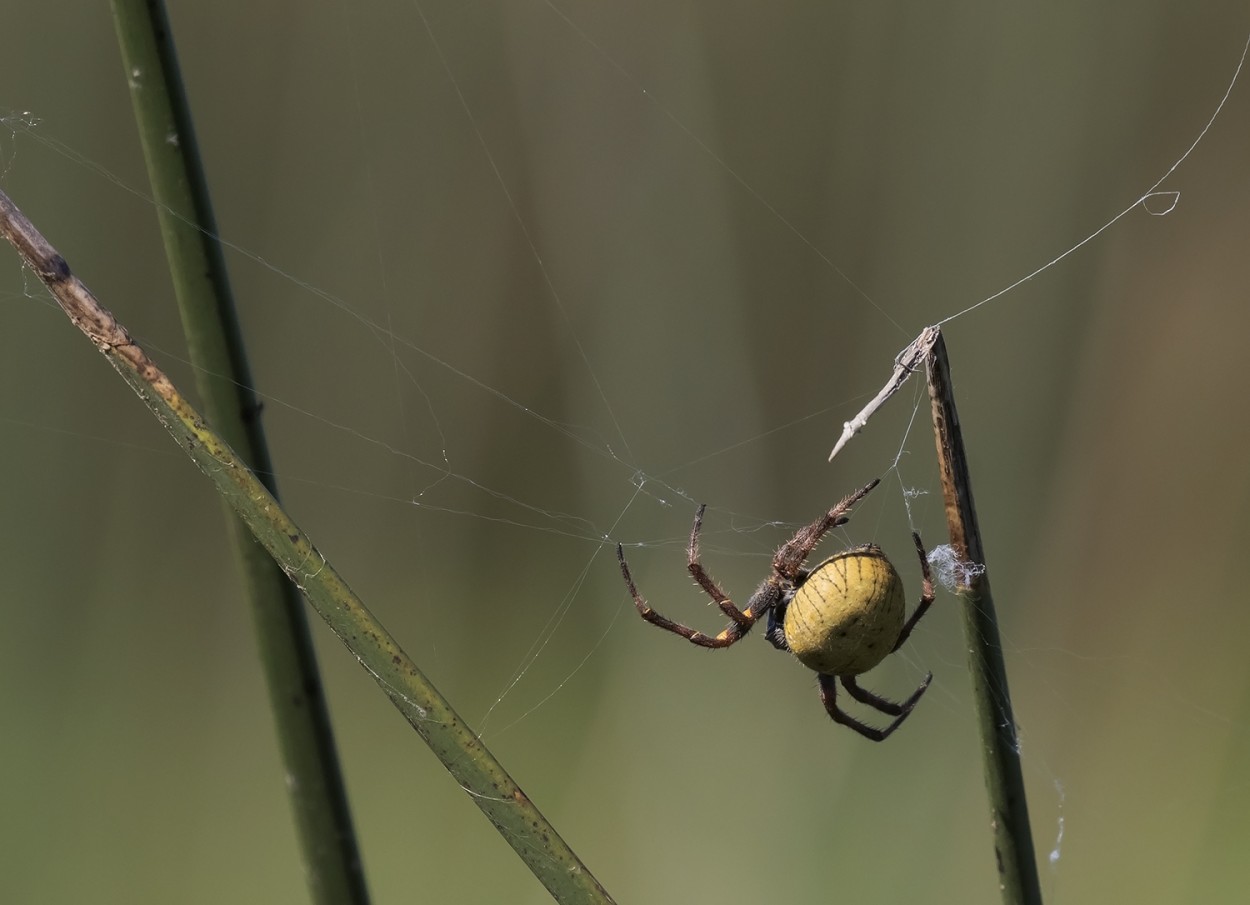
(686, 504, 753, 628)
(818, 672, 931, 742)
(616, 545, 777, 648)
(841, 674, 933, 715)
(772, 478, 881, 577)
(891, 531, 937, 653)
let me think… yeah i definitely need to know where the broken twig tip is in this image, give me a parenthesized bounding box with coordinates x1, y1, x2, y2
(827, 420, 861, 461)
(827, 325, 942, 462)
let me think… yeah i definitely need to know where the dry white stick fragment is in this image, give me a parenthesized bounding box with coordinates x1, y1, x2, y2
(828, 325, 940, 461)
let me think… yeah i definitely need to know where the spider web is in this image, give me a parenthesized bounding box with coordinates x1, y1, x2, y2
(2, 3, 1250, 904)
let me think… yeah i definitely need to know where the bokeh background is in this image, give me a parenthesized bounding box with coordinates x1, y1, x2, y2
(3, 2, 1250, 903)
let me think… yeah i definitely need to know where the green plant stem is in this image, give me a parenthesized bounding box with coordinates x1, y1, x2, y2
(0, 186, 616, 905)
(108, 2, 369, 901)
(926, 328, 1042, 905)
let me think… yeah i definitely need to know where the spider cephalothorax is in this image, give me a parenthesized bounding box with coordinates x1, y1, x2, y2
(616, 478, 934, 741)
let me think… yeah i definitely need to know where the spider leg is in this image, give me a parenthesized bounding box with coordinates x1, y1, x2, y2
(617, 544, 767, 649)
(687, 504, 752, 628)
(840, 673, 932, 716)
(773, 478, 880, 577)
(891, 531, 936, 652)
(818, 672, 929, 741)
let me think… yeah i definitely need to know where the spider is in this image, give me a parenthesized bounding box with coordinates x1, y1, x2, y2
(616, 478, 935, 741)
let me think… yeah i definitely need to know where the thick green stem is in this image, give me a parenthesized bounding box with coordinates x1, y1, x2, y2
(109, 2, 368, 901)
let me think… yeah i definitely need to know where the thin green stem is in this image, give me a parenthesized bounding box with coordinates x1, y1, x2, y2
(108, 2, 368, 901)
(0, 187, 616, 905)
(926, 328, 1042, 905)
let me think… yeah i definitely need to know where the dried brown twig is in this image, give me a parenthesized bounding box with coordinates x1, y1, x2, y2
(827, 325, 940, 461)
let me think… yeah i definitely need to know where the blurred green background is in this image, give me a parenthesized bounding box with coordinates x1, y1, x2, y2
(3, 2, 1250, 903)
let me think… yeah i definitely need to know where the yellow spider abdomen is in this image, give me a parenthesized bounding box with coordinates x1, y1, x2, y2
(783, 544, 904, 676)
